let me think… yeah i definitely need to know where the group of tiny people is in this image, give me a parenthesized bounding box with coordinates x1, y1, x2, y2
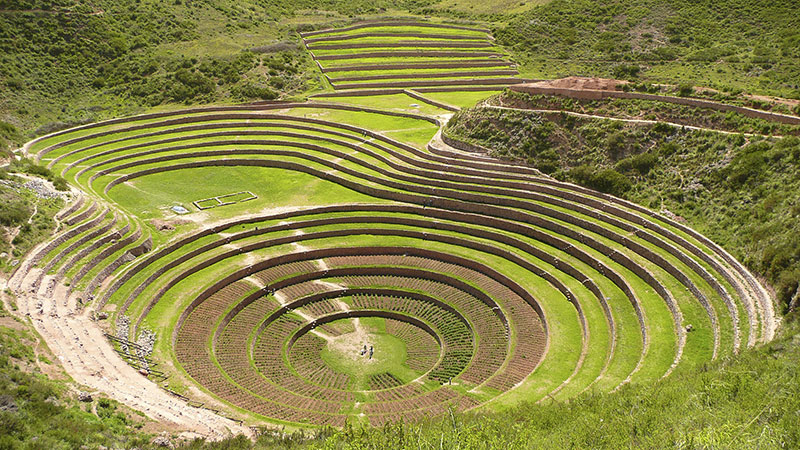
(359, 344, 374, 359)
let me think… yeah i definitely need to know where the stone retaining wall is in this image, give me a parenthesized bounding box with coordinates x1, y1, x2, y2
(331, 70, 518, 83)
(314, 50, 502, 61)
(71, 223, 131, 284)
(304, 31, 490, 44)
(510, 84, 800, 125)
(321, 60, 511, 72)
(332, 77, 520, 90)
(300, 21, 489, 38)
(308, 41, 493, 50)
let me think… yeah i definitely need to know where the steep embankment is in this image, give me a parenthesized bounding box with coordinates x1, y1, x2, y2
(445, 88, 800, 313)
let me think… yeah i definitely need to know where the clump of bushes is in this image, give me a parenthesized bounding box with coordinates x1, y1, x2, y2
(0, 198, 30, 227)
(677, 83, 694, 97)
(616, 152, 659, 175)
(0, 121, 22, 160)
(568, 165, 632, 197)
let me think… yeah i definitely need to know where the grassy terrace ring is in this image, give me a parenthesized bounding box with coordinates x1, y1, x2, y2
(14, 86, 774, 426)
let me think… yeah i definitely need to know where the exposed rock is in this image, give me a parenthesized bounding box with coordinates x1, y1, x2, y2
(136, 328, 156, 359)
(117, 316, 130, 352)
(660, 208, 687, 224)
(150, 219, 190, 232)
(78, 391, 93, 402)
(151, 435, 173, 448)
(0, 394, 18, 412)
(522, 76, 628, 91)
(22, 179, 64, 199)
(686, 179, 704, 192)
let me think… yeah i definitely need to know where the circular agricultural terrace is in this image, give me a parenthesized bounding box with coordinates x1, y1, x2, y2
(7, 22, 776, 430)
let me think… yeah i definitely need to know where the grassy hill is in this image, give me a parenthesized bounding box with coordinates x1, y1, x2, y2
(4, 0, 797, 151)
(494, 0, 800, 98)
(1, 0, 799, 448)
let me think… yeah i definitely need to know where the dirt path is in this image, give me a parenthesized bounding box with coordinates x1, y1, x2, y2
(483, 105, 782, 137)
(4, 266, 250, 439)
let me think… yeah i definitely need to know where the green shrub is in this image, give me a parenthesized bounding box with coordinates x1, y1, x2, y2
(725, 141, 770, 186)
(612, 64, 640, 80)
(616, 152, 659, 175)
(0, 200, 30, 226)
(569, 165, 632, 197)
(605, 131, 626, 158)
(52, 177, 69, 192)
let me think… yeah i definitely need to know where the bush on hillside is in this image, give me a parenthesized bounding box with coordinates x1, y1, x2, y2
(612, 64, 640, 80)
(233, 83, 278, 101)
(724, 141, 770, 186)
(678, 83, 694, 97)
(0, 200, 30, 227)
(616, 152, 659, 175)
(569, 165, 632, 197)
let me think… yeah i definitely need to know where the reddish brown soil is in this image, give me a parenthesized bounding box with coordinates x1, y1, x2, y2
(525, 76, 629, 91)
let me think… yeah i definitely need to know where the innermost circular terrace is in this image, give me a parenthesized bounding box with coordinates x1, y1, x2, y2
(316, 317, 426, 390)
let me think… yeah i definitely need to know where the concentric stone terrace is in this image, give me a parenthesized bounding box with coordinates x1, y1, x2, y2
(11, 97, 774, 427)
(302, 21, 526, 92)
(175, 247, 543, 425)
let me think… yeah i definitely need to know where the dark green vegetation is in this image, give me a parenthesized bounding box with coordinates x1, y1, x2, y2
(0, 0, 327, 136)
(4, 0, 800, 141)
(445, 91, 800, 312)
(0, 121, 22, 160)
(0, 302, 151, 449)
(495, 0, 800, 98)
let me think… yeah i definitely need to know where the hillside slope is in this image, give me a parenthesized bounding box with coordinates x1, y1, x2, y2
(495, 0, 800, 99)
(445, 90, 800, 313)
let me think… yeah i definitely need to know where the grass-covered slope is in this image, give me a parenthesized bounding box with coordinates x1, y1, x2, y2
(0, 301, 153, 449)
(0, 161, 66, 272)
(445, 90, 800, 313)
(0, 0, 326, 138)
(494, 0, 800, 99)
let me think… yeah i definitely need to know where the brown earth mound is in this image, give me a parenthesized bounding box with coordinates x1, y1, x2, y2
(150, 219, 190, 232)
(525, 76, 628, 91)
